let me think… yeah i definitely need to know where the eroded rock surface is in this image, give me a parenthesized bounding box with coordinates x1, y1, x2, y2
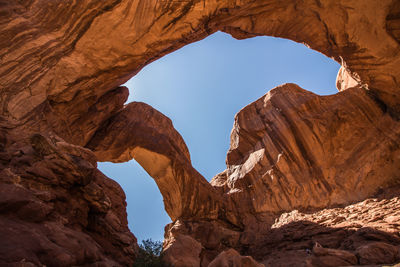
(85, 83, 400, 266)
(86, 102, 233, 223)
(255, 187, 400, 266)
(0, 122, 137, 266)
(215, 83, 400, 215)
(1, 0, 400, 138)
(1, 0, 400, 266)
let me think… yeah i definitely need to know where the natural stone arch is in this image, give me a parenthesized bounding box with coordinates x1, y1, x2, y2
(2, 0, 399, 129)
(86, 102, 234, 223)
(1, 0, 400, 266)
(2, 0, 399, 213)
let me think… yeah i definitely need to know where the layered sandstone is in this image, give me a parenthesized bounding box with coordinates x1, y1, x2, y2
(1, 0, 399, 137)
(256, 186, 400, 266)
(0, 0, 400, 266)
(214, 83, 400, 215)
(160, 83, 400, 266)
(87, 102, 234, 223)
(0, 122, 137, 266)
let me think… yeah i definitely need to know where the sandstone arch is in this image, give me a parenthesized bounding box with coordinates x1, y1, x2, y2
(1, 0, 400, 266)
(2, 1, 399, 128)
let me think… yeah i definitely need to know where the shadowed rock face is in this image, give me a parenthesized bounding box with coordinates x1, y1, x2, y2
(1, 0, 400, 266)
(0, 124, 137, 266)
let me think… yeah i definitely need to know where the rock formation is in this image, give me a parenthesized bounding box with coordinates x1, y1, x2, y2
(0, 123, 137, 266)
(87, 102, 232, 223)
(215, 83, 400, 215)
(254, 185, 400, 266)
(0, 0, 400, 266)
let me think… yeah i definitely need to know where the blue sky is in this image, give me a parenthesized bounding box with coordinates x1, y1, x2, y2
(98, 31, 340, 242)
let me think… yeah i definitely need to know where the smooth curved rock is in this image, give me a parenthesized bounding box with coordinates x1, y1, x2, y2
(87, 102, 234, 223)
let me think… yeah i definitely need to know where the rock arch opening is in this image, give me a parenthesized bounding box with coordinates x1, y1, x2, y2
(97, 31, 340, 242)
(2, 1, 400, 266)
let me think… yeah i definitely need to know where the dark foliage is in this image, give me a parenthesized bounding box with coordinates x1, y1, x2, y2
(133, 239, 168, 267)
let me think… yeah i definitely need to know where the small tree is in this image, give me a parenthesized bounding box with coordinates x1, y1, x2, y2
(133, 239, 167, 267)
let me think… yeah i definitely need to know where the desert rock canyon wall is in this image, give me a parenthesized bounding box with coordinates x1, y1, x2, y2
(1, 0, 400, 266)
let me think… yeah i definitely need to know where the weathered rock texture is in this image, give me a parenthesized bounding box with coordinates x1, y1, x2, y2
(256, 186, 400, 266)
(215, 83, 400, 215)
(1, 0, 400, 266)
(87, 102, 231, 223)
(0, 122, 137, 266)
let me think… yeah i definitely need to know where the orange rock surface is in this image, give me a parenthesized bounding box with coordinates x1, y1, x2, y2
(0, 0, 399, 266)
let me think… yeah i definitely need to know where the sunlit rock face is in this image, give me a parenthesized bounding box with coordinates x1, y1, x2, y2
(218, 83, 400, 215)
(336, 66, 359, 91)
(86, 102, 230, 223)
(1, 0, 400, 266)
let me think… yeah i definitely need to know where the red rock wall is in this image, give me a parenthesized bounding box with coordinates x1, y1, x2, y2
(1, 0, 399, 266)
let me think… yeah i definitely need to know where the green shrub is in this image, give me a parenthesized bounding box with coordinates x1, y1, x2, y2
(133, 239, 168, 267)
